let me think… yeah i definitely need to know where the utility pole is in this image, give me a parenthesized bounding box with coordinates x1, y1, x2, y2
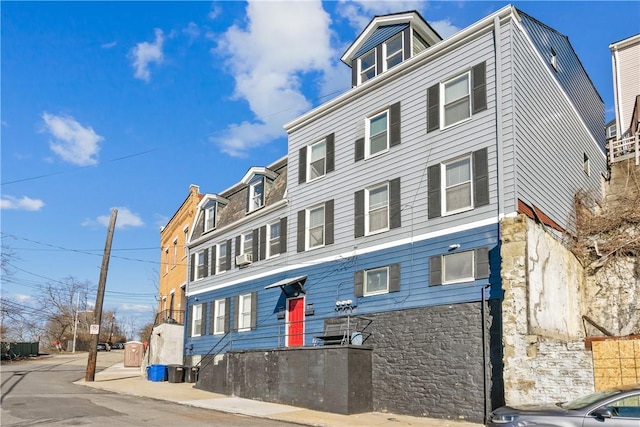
(85, 208, 117, 382)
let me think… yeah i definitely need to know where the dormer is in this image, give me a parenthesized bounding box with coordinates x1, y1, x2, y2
(341, 11, 442, 88)
(195, 194, 229, 235)
(241, 167, 279, 213)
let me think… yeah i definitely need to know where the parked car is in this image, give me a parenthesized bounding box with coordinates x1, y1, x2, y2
(110, 342, 124, 350)
(96, 342, 110, 351)
(488, 385, 640, 426)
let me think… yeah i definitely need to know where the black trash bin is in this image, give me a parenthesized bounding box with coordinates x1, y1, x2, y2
(184, 366, 199, 383)
(167, 364, 184, 383)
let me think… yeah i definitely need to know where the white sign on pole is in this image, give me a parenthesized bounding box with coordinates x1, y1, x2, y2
(90, 324, 100, 335)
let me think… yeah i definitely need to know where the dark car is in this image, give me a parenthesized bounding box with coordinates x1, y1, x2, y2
(488, 385, 640, 426)
(110, 342, 124, 350)
(96, 342, 111, 351)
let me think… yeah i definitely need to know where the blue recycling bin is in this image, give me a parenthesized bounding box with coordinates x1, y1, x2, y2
(146, 364, 167, 382)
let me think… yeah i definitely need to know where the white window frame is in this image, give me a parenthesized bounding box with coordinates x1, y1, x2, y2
(204, 202, 216, 232)
(237, 293, 252, 332)
(365, 182, 389, 235)
(359, 49, 376, 84)
(442, 250, 475, 284)
(364, 266, 390, 296)
(241, 231, 253, 256)
(194, 250, 206, 280)
(384, 33, 403, 71)
(307, 139, 327, 182)
(441, 70, 472, 129)
(172, 238, 178, 267)
(248, 177, 265, 212)
(441, 155, 473, 215)
(607, 125, 617, 139)
(216, 242, 228, 274)
(213, 299, 226, 335)
(306, 204, 325, 250)
(191, 304, 203, 337)
(365, 109, 389, 158)
(266, 220, 281, 258)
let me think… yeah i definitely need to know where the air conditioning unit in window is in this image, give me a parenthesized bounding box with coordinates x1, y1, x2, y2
(235, 253, 253, 266)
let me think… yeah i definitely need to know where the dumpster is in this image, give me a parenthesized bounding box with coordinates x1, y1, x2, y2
(167, 364, 184, 383)
(147, 364, 167, 382)
(184, 366, 199, 383)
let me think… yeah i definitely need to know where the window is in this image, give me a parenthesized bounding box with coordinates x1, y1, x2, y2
(267, 221, 280, 258)
(237, 293, 252, 331)
(604, 394, 640, 418)
(248, 177, 265, 212)
(427, 149, 489, 219)
(195, 250, 206, 280)
(583, 153, 591, 176)
(429, 247, 489, 286)
(191, 304, 203, 337)
(608, 125, 617, 139)
(355, 263, 400, 297)
(183, 226, 189, 258)
(241, 231, 253, 255)
(307, 205, 325, 249)
(365, 267, 389, 295)
(217, 242, 228, 273)
(213, 299, 226, 335)
(172, 239, 178, 267)
(443, 72, 471, 128)
(443, 156, 472, 214)
(204, 201, 216, 231)
(367, 110, 389, 157)
(550, 48, 558, 71)
(366, 183, 389, 234)
(359, 50, 376, 83)
(164, 248, 169, 275)
(308, 139, 326, 181)
(427, 62, 487, 133)
(385, 34, 403, 70)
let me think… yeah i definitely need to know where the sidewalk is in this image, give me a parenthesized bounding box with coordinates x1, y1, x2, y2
(76, 361, 484, 427)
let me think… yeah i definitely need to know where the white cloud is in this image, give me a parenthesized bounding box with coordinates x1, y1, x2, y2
(211, 0, 337, 157)
(183, 22, 200, 42)
(42, 113, 103, 166)
(101, 41, 117, 49)
(430, 19, 461, 39)
(0, 195, 45, 211)
(208, 4, 221, 20)
(14, 294, 34, 302)
(130, 28, 164, 82)
(82, 207, 144, 229)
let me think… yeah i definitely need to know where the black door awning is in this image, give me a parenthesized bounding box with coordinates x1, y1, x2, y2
(264, 276, 307, 297)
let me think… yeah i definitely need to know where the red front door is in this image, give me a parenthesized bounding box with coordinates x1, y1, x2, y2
(286, 297, 304, 347)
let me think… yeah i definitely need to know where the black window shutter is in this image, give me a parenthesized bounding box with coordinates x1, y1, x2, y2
(201, 303, 207, 336)
(473, 148, 489, 207)
(224, 297, 230, 333)
(209, 301, 214, 335)
(430, 255, 442, 286)
(250, 292, 258, 330)
(203, 248, 209, 277)
(389, 178, 401, 229)
(187, 305, 193, 337)
(389, 263, 401, 293)
(355, 137, 365, 162)
(297, 210, 306, 253)
(402, 28, 411, 61)
(225, 239, 232, 269)
(354, 190, 365, 238)
(298, 146, 307, 184)
(211, 246, 216, 276)
(354, 270, 364, 297)
(427, 164, 441, 218)
(389, 102, 401, 147)
(252, 228, 259, 261)
(235, 236, 241, 267)
(259, 226, 266, 260)
(375, 45, 383, 75)
(427, 84, 440, 133)
(189, 254, 195, 282)
(351, 59, 358, 87)
(325, 199, 334, 245)
(279, 217, 287, 254)
(475, 247, 490, 279)
(232, 296, 239, 332)
(326, 133, 335, 173)
(245, 185, 250, 213)
(472, 61, 487, 114)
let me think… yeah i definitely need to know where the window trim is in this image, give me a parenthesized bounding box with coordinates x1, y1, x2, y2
(213, 299, 226, 335)
(307, 138, 327, 182)
(359, 49, 377, 84)
(365, 109, 389, 158)
(248, 177, 265, 212)
(364, 266, 390, 296)
(172, 238, 178, 268)
(241, 231, 253, 256)
(365, 182, 390, 235)
(204, 203, 216, 232)
(194, 250, 206, 280)
(183, 226, 189, 259)
(442, 250, 475, 285)
(237, 293, 252, 332)
(266, 220, 281, 259)
(441, 154, 474, 216)
(306, 204, 326, 250)
(191, 304, 203, 337)
(441, 70, 472, 129)
(384, 33, 404, 71)
(216, 242, 228, 274)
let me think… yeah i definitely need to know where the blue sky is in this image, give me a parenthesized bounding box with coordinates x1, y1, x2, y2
(2, 1, 639, 331)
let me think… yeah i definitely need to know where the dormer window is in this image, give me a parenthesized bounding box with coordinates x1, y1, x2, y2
(197, 195, 228, 235)
(241, 167, 279, 214)
(360, 50, 376, 83)
(249, 176, 265, 212)
(385, 34, 403, 70)
(204, 200, 216, 232)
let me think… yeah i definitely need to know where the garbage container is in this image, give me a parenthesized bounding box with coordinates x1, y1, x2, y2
(184, 366, 199, 383)
(147, 364, 167, 382)
(167, 364, 184, 383)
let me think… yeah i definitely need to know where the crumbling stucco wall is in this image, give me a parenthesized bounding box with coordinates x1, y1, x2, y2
(149, 323, 184, 365)
(501, 215, 593, 405)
